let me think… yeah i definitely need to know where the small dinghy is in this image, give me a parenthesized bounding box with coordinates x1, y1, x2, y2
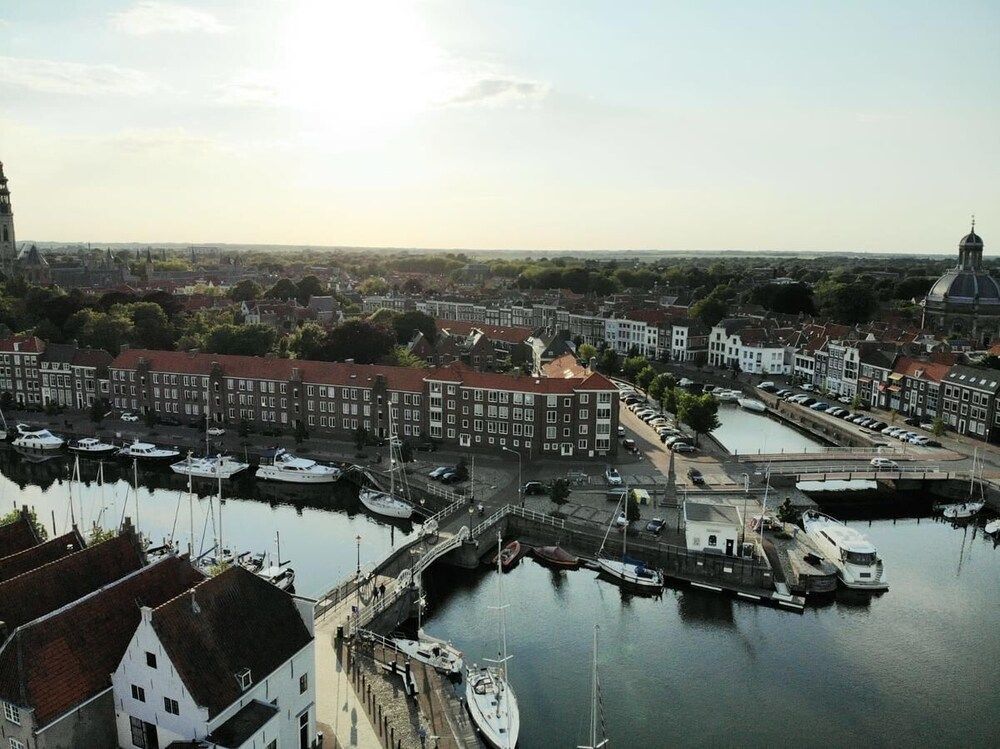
(531, 545, 580, 569)
(940, 501, 984, 520)
(491, 540, 522, 571)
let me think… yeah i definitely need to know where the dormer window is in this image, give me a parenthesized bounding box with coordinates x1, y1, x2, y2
(237, 668, 252, 691)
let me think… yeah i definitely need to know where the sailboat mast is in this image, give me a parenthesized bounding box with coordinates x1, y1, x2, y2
(622, 486, 628, 560)
(68, 457, 77, 528)
(133, 458, 139, 540)
(590, 624, 598, 748)
(187, 458, 194, 556)
(217, 473, 223, 556)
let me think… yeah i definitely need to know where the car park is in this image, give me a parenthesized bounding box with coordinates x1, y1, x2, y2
(605, 466, 623, 486)
(645, 518, 666, 534)
(687, 468, 705, 485)
(870, 457, 899, 469)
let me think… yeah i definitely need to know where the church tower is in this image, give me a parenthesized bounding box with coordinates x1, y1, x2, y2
(0, 162, 16, 274)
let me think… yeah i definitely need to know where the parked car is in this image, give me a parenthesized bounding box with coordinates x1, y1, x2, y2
(622, 438, 638, 452)
(775, 389, 792, 398)
(617, 425, 626, 437)
(671, 443, 696, 453)
(615, 511, 629, 527)
(838, 395, 852, 404)
(687, 468, 705, 485)
(809, 401, 829, 411)
(206, 426, 225, 437)
(440, 470, 462, 484)
(758, 381, 776, 391)
(664, 435, 687, 447)
(870, 457, 899, 469)
(910, 435, 930, 446)
(605, 466, 623, 486)
(120, 412, 139, 422)
(645, 518, 666, 534)
(903, 416, 921, 427)
(801, 383, 815, 391)
(429, 466, 451, 479)
(925, 439, 942, 447)
(522, 481, 548, 495)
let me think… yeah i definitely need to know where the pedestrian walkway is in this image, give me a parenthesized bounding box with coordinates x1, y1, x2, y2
(315, 630, 381, 749)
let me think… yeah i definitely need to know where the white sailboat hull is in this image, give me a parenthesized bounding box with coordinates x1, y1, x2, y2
(255, 465, 341, 483)
(392, 637, 463, 675)
(466, 668, 520, 749)
(737, 398, 767, 413)
(171, 456, 250, 479)
(940, 501, 984, 519)
(597, 557, 663, 589)
(358, 488, 412, 518)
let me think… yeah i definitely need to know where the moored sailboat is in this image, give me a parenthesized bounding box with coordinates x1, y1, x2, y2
(358, 412, 413, 519)
(466, 532, 520, 749)
(596, 488, 663, 590)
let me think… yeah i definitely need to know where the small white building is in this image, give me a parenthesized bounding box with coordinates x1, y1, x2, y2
(683, 502, 743, 556)
(112, 566, 316, 749)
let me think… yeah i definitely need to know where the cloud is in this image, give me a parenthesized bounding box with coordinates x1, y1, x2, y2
(110, 1, 228, 36)
(445, 77, 549, 108)
(0, 56, 156, 96)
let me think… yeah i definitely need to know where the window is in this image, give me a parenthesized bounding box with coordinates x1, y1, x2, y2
(238, 668, 253, 690)
(708, 534, 718, 547)
(145, 651, 157, 668)
(131, 684, 146, 702)
(130, 716, 146, 748)
(300, 672, 309, 694)
(3, 702, 20, 725)
(164, 697, 179, 715)
(10, 739, 26, 749)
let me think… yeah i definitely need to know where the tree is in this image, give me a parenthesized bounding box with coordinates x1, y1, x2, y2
(90, 397, 111, 423)
(228, 280, 262, 302)
(391, 310, 437, 344)
(776, 498, 798, 525)
(387, 346, 427, 368)
(295, 275, 325, 304)
(121, 302, 174, 350)
(66, 309, 134, 355)
(0, 507, 48, 542)
(204, 324, 277, 356)
(596, 348, 619, 375)
(454, 457, 469, 482)
(287, 322, 327, 360)
(691, 292, 728, 326)
(549, 478, 571, 513)
(625, 489, 641, 523)
(313, 319, 396, 364)
(294, 420, 309, 445)
(635, 366, 656, 391)
(622, 355, 649, 381)
(358, 277, 389, 295)
(851, 393, 862, 409)
(677, 392, 720, 444)
(932, 417, 945, 437)
(661, 386, 679, 414)
(265, 278, 299, 300)
(814, 279, 878, 324)
(89, 524, 115, 544)
(750, 282, 816, 315)
(578, 343, 598, 362)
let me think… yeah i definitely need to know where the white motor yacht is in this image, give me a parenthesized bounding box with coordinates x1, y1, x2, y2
(392, 634, 464, 675)
(737, 397, 767, 413)
(255, 448, 342, 483)
(802, 510, 887, 590)
(13, 424, 65, 451)
(68, 437, 118, 456)
(359, 487, 413, 519)
(940, 501, 985, 520)
(715, 389, 740, 403)
(171, 454, 250, 479)
(118, 440, 180, 461)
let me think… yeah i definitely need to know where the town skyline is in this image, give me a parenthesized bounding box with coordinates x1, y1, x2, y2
(2, 0, 998, 252)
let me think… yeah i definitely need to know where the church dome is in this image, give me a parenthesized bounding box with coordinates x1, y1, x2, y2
(925, 224, 1000, 308)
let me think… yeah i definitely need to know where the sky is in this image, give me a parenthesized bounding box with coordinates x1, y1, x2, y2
(1, 0, 998, 253)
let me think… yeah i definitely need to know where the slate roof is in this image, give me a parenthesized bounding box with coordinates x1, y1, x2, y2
(0, 514, 40, 559)
(0, 556, 204, 726)
(40, 343, 78, 365)
(685, 503, 742, 525)
(945, 365, 1000, 394)
(0, 533, 143, 633)
(151, 566, 312, 719)
(0, 530, 85, 585)
(206, 700, 280, 748)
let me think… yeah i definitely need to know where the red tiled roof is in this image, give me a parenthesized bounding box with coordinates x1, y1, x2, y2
(0, 514, 40, 558)
(429, 362, 616, 393)
(0, 533, 143, 632)
(111, 349, 429, 392)
(541, 353, 588, 379)
(151, 566, 312, 718)
(0, 531, 85, 585)
(435, 319, 532, 345)
(0, 336, 45, 354)
(0, 556, 203, 725)
(892, 357, 952, 383)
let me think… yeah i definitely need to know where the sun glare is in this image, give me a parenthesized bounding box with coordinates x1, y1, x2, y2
(278, 0, 451, 140)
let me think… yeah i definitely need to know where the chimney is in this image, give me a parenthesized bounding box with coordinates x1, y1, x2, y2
(588, 357, 597, 373)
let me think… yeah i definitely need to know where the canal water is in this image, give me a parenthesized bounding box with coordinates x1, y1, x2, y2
(3, 449, 998, 747)
(422, 509, 1000, 748)
(714, 403, 825, 455)
(0, 448, 415, 597)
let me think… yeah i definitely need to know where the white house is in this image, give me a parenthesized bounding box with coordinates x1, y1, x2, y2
(683, 502, 743, 556)
(112, 566, 316, 749)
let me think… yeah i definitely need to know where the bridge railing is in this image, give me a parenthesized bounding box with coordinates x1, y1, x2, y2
(766, 464, 953, 477)
(734, 445, 907, 461)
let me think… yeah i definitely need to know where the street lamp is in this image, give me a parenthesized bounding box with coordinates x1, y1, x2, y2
(502, 446, 523, 507)
(355, 534, 361, 577)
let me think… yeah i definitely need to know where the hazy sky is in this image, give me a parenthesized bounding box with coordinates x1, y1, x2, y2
(1, 1, 998, 253)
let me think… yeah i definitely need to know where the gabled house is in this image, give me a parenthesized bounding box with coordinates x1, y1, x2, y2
(0, 556, 204, 749)
(940, 365, 1000, 442)
(111, 566, 316, 749)
(0, 530, 85, 585)
(0, 508, 41, 559)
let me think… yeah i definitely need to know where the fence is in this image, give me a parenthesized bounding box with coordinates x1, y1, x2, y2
(733, 445, 907, 460)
